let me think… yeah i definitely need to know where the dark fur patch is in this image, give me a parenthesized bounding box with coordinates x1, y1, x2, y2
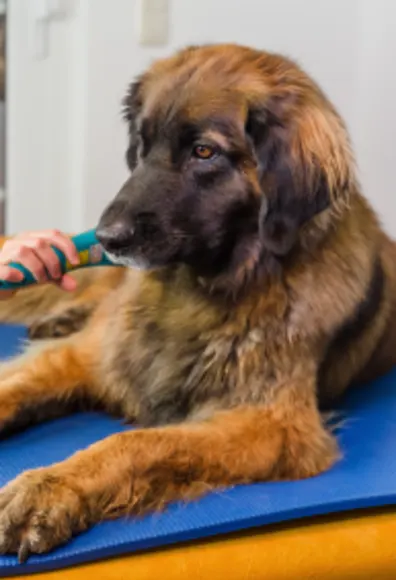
(0, 394, 90, 439)
(246, 106, 331, 256)
(334, 259, 384, 348)
(318, 257, 385, 405)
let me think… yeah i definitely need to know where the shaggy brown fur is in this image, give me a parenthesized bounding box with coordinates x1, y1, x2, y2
(0, 44, 395, 562)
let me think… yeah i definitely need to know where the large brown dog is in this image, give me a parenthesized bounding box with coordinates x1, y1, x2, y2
(0, 44, 395, 561)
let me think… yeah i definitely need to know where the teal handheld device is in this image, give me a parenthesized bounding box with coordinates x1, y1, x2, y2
(0, 229, 115, 290)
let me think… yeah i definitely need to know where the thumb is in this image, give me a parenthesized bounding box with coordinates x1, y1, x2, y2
(58, 274, 78, 292)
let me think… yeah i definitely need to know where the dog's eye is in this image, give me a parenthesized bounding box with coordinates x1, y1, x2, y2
(192, 144, 217, 160)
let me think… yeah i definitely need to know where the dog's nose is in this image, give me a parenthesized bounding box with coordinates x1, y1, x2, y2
(96, 220, 135, 252)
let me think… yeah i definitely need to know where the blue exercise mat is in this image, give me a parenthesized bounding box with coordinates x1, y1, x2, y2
(0, 323, 396, 576)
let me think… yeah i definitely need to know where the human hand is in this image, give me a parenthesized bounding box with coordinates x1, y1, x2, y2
(0, 230, 80, 299)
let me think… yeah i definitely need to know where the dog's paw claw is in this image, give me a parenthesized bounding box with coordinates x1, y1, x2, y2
(0, 469, 88, 559)
(18, 538, 31, 564)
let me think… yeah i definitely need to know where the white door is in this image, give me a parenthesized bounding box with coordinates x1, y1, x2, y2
(5, 0, 396, 235)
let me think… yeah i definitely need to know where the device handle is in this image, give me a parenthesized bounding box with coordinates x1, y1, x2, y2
(0, 229, 114, 290)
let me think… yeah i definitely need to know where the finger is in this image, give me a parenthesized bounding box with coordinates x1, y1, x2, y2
(24, 240, 63, 280)
(0, 263, 24, 299)
(27, 231, 80, 266)
(0, 264, 24, 282)
(6, 247, 48, 283)
(57, 274, 77, 292)
(0, 240, 21, 264)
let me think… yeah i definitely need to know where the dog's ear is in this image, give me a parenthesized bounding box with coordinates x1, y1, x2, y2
(122, 79, 143, 171)
(247, 95, 352, 256)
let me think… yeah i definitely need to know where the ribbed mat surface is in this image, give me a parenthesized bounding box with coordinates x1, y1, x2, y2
(0, 324, 395, 576)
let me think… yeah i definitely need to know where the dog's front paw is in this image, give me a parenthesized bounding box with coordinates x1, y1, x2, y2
(28, 305, 93, 340)
(0, 469, 90, 562)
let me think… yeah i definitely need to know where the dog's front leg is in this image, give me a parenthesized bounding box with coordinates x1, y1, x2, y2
(0, 386, 339, 561)
(0, 336, 98, 435)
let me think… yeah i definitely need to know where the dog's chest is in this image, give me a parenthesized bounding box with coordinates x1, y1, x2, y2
(103, 270, 289, 426)
(108, 294, 231, 425)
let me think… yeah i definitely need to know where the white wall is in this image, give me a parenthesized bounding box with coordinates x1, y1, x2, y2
(5, 0, 396, 235)
(6, 0, 81, 232)
(354, 0, 396, 234)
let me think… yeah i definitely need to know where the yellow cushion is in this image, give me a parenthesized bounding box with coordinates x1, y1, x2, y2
(13, 509, 396, 580)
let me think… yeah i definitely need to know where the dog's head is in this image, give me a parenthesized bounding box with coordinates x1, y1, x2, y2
(97, 45, 355, 292)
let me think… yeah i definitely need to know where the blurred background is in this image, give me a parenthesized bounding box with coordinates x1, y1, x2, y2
(0, 0, 395, 236)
